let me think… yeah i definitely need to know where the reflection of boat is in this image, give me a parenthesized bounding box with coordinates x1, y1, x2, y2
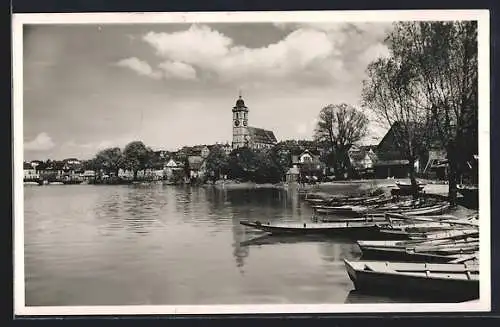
(344, 259, 479, 302)
(240, 233, 349, 247)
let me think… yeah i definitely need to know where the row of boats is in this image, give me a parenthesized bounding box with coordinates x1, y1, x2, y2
(240, 187, 480, 302)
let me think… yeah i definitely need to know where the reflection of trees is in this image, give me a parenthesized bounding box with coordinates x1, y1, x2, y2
(231, 217, 249, 271)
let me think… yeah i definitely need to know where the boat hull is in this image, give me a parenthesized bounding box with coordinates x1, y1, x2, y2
(239, 221, 394, 239)
(344, 260, 479, 302)
(358, 247, 467, 263)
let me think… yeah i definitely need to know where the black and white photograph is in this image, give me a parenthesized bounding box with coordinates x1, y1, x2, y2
(13, 10, 490, 315)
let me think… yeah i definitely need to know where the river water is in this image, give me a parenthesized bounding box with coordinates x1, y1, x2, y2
(24, 184, 426, 306)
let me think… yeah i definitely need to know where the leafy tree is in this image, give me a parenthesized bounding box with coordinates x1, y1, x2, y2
(314, 103, 368, 179)
(204, 145, 229, 182)
(123, 141, 150, 180)
(94, 147, 123, 177)
(227, 147, 259, 181)
(254, 150, 284, 184)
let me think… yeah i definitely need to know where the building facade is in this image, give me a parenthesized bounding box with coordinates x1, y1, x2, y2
(231, 95, 277, 150)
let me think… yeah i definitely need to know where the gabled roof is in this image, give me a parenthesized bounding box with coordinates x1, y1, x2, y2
(247, 127, 277, 145)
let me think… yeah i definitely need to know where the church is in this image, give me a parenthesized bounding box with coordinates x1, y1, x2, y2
(231, 94, 277, 150)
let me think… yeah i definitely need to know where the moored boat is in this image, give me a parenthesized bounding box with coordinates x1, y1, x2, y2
(357, 238, 479, 263)
(240, 220, 382, 238)
(395, 181, 426, 191)
(344, 259, 479, 301)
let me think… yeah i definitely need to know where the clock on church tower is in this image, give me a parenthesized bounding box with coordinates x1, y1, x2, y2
(232, 94, 249, 150)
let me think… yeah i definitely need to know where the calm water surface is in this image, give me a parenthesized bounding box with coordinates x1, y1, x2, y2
(24, 184, 419, 306)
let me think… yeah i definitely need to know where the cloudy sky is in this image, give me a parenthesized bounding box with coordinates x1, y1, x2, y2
(23, 21, 393, 161)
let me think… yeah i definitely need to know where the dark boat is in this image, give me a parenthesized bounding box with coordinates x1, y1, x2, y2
(344, 259, 479, 302)
(240, 220, 382, 238)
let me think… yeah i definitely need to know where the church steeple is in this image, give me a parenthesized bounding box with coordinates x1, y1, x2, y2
(234, 90, 247, 110)
(232, 91, 249, 149)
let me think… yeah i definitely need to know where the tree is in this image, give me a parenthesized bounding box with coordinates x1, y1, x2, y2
(254, 150, 284, 184)
(314, 103, 368, 179)
(362, 55, 432, 197)
(204, 145, 229, 182)
(122, 141, 150, 180)
(382, 21, 478, 205)
(94, 147, 123, 177)
(227, 147, 259, 181)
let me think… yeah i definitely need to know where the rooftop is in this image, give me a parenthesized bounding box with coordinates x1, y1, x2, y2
(248, 127, 277, 145)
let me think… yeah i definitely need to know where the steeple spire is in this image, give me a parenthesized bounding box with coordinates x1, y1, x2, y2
(238, 89, 242, 99)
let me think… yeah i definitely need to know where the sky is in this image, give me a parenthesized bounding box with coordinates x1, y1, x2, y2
(23, 21, 394, 161)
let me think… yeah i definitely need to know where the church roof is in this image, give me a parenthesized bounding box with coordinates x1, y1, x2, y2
(247, 127, 277, 145)
(233, 96, 247, 109)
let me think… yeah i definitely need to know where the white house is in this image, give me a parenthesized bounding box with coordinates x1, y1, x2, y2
(164, 158, 180, 179)
(23, 162, 39, 180)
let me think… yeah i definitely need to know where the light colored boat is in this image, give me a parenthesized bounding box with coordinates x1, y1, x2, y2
(344, 259, 479, 301)
(357, 237, 479, 263)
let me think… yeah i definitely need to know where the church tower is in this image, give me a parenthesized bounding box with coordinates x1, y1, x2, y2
(232, 92, 249, 149)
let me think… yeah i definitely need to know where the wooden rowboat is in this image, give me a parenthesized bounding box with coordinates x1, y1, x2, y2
(318, 202, 451, 220)
(395, 181, 426, 191)
(240, 220, 382, 238)
(344, 259, 479, 301)
(357, 238, 479, 263)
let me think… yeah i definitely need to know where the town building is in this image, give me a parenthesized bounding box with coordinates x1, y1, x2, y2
(348, 145, 377, 178)
(23, 162, 40, 181)
(373, 122, 449, 179)
(187, 155, 206, 179)
(231, 94, 277, 150)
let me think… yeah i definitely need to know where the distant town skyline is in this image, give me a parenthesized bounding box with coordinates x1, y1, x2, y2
(23, 22, 392, 161)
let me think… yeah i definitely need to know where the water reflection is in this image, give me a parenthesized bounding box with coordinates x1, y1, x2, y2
(24, 185, 422, 306)
(231, 216, 249, 271)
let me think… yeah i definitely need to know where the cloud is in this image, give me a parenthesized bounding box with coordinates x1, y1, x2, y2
(115, 57, 162, 80)
(159, 61, 197, 80)
(25, 132, 55, 151)
(140, 25, 339, 84)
